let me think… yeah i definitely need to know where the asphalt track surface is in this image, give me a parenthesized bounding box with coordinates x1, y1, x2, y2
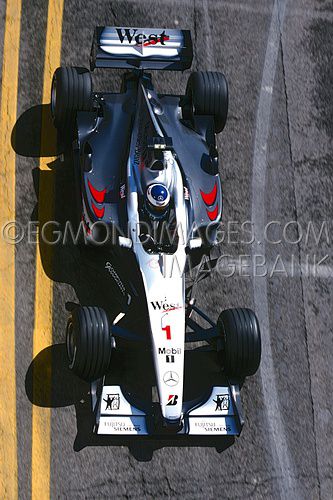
(0, 0, 332, 498)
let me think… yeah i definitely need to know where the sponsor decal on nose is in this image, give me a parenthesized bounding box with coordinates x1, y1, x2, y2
(163, 371, 179, 387)
(166, 394, 178, 406)
(150, 299, 182, 312)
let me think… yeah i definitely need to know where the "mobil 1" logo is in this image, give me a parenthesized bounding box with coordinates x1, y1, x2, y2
(158, 346, 181, 363)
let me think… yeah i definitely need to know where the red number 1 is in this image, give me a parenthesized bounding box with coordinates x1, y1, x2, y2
(162, 325, 171, 340)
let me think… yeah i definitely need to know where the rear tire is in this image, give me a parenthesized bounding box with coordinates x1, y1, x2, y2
(217, 308, 261, 377)
(51, 66, 92, 133)
(66, 306, 112, 381)
(185, 71, 228, 133)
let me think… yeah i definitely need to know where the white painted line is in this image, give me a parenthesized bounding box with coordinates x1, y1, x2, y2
(193, 0, 213, 69)
(201, 0, 213, 68)
(251, 1, 302, 499)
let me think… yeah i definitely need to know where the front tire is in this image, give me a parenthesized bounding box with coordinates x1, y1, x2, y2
(217, 308, 261, 377)
(66, 306, 112, 381)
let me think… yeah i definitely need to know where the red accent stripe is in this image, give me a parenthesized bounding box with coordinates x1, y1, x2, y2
(163, 306, 181, 313)
(207, 204, 219, 221)
(200, 182, 217, 206)
(91, 202, 105, 219)
(143, 36, 170, 47)
(88, 180, 106, 204)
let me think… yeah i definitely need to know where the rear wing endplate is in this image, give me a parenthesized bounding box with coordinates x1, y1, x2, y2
(90, 26, 193, 71)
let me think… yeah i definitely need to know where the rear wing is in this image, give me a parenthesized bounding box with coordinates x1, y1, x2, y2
(90, 27, 193, 71)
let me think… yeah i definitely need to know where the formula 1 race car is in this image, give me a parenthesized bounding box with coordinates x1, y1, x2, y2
(51, 27, 261, 437)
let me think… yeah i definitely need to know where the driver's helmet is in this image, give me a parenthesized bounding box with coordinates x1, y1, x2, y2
(145, 183, 170, 219)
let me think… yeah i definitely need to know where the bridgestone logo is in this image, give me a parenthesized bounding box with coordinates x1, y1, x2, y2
(158, 347, 181, 355)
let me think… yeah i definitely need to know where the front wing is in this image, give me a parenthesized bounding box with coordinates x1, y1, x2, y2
(93, 382, 244, 437)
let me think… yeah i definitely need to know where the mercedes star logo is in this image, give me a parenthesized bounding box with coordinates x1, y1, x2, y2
(163, 371, 179, 387)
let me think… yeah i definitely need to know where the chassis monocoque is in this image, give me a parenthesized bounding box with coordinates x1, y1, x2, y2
(51, 27, 261, 438)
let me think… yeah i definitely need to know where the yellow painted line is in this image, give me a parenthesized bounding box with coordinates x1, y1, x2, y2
(31, 1, 64, 499)
(0, 1, 22, 498)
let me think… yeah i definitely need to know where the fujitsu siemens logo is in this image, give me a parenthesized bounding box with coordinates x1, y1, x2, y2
(150, 299, 182, 312)
(116, 28, 170, 46)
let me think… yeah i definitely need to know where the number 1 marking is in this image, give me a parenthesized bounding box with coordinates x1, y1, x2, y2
(162, 325, 171, 340)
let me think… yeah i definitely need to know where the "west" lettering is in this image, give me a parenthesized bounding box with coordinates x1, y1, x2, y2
(150, 300, 181, 312)
(116, 28, 169, 46)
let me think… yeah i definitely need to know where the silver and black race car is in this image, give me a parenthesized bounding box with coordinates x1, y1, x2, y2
(51, 27, 261, 438)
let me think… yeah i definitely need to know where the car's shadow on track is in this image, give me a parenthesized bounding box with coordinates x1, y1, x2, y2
(15, 104, 234, 460)
(12, 104, 126, 307)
